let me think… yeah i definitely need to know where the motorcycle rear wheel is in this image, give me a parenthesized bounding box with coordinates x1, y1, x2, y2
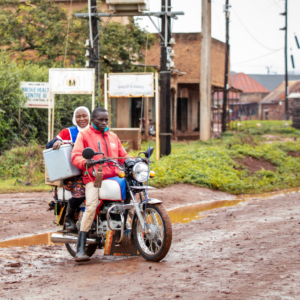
(133, 204, 172, 262)
(64, 233, 97, 258)
(63, 212, 97, 258)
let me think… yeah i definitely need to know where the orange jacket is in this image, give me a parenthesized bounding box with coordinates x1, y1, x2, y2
(71, 126, 129, 184)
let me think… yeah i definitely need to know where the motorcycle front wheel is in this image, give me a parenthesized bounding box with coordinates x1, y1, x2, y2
(132, 204, 172, 262)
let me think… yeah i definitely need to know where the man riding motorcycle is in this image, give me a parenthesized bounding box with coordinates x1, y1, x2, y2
(71, 107, 129, 262)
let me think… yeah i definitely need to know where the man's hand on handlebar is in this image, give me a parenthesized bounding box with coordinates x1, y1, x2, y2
(85, 159, 97, 168)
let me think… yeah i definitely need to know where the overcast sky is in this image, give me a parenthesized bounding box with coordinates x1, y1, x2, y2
(134, 0, 300, 75)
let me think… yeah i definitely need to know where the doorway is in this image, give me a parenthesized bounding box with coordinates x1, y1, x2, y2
(177, 98, 188, 131)
(131, 98, 142, 128)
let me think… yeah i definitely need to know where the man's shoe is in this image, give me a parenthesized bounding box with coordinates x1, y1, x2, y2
(65, 205, 77, 232)
(75, 231, 90, 262)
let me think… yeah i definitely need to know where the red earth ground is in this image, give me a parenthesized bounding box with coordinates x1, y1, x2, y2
(0, 184, 300, 299)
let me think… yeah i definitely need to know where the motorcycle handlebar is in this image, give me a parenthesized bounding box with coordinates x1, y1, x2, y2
(89, 158, 125, 170)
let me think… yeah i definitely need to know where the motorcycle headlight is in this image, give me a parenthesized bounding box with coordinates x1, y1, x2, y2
(132, 162, 149, 182)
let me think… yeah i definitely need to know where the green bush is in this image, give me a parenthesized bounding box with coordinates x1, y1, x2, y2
(0, 51, 28, 149)
(0, 141, 44, 182)
(140, 138, 300, 194)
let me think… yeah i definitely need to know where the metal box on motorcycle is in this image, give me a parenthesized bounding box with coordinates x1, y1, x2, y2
(43, 144, 81, 182)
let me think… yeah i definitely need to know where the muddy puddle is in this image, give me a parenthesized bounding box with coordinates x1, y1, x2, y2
(168, 187, 300, 224)
(0, 232, 54, 248)
(168, 199, 243, 224)
(1, 187, 300, 249)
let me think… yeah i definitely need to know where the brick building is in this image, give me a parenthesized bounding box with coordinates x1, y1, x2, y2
(56, 1, 129, 25)
(259, 80, 300, 120)
(111, 32, 227, 139)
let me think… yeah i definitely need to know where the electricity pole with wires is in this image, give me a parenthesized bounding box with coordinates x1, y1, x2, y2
(159, 0, 172, 156)
(77, 0, 101, 106)
(222, 0, 230, 132)
(280, 0, 288, 119)
(92, 0, 100, 106)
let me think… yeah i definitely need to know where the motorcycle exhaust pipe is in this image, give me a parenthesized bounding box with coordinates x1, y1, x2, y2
(51, 233, 98, 245)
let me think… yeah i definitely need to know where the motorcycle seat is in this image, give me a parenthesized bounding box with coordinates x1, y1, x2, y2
(55, 177, 126, 202)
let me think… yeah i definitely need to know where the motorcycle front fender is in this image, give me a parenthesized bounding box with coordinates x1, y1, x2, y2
(139, 198, 163, 211)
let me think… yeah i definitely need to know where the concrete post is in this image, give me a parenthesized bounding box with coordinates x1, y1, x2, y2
(200, 0, 212, 141)
(144, 97, 149, 140)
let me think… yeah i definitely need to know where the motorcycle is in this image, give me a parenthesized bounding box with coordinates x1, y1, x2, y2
(48, 147, 172, 262)
(140, 118, 156, 136)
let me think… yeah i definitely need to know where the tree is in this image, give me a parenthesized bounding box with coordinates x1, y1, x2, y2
(0, 0, 68, 65)
(0, 51, 33, 149)
(0, 1, 155, 149)
(98, 19, 155, 73)
(0, 0, 155, 69)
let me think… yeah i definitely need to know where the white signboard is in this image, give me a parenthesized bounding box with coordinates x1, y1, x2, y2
(49, 68, 95, 94)
(109, 73, 154, 97)
(20, 82, 51, 108)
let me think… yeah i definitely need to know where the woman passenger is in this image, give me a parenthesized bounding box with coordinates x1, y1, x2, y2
(46, 106, 90, 232)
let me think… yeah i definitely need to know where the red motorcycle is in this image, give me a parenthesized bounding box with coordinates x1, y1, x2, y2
(49, 147, 172, 262)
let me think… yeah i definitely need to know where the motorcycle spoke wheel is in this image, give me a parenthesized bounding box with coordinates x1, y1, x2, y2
(133, 204, 172, 262)
(64, 210, 97, 258)
(140, 211, 163, 255)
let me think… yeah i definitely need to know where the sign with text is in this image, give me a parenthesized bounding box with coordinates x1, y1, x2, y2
(49, 68, 95, 94)
(20, 82, 51, 108)
(109, 73, 154, 97)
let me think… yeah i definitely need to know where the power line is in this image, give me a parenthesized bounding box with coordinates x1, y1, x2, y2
(232, 48, 283, 65)
(232, 8, 281, 51)
(265, 0, 281, 9)
(273, 0, 282, 9)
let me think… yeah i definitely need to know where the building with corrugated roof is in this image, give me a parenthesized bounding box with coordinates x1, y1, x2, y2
(259, 80, 300, 120)
(231, 73, 270, 103)
(226, 73, 270, 120)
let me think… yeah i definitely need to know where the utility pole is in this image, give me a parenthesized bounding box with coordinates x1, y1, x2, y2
(280, 0, 288, 119)
(91, 0, 100, 105)
(159, 0, 171, 156)
(77, 0, 100, 106)
(222, 0, 230, 132)
(88, 0, 100, 106)
(200, 0, 212, 141)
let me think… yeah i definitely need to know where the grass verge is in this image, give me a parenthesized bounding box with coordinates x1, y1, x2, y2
(0, 178, 50, 193)
(135, 132, 300, 194)
(230, 120, 300, 137)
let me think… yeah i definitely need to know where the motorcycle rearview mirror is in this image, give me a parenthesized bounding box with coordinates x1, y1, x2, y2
(144, 147, 154, 158)
(82, 147, 96, 159)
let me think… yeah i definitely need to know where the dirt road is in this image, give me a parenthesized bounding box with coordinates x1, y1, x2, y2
(0, 184, 300, 299)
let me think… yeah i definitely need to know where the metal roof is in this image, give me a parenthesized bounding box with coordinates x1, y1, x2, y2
(230, 73, 270, 93)
(260, 80, 300, 104)
(248, 74, 300, 91)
